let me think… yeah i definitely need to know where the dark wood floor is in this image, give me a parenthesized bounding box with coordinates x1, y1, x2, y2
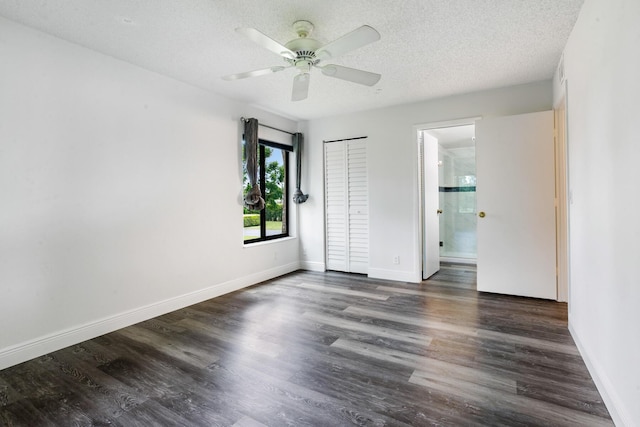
(0, 264, 613, 426)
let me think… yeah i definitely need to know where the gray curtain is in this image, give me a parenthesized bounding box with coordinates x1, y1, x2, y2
(292, 132, 309, 204)
(243, 118, 265, 210)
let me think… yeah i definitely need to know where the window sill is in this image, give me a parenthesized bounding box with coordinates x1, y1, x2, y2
(243, 236, 296, 248)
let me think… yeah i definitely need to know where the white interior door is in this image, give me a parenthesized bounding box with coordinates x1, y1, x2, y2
(422, 132, 440, 279)
(475, 111, 557, 299)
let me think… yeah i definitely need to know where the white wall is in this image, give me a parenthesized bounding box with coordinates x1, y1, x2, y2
(557, 0, 640, 425)
(300, 81, 552, 282)
(0, 17, 301, 369)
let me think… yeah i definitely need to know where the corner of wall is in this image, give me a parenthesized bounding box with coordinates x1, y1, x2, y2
(0, 262, 301, 371)
(569, 319, 633, 427)
(368, 268, 421, 284)
(300, 261, 326, 272)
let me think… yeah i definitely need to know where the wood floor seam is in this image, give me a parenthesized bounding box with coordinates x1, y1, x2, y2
(0, 266, 612, 426)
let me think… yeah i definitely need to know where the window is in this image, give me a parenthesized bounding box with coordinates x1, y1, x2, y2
(243, 139, 291, 243)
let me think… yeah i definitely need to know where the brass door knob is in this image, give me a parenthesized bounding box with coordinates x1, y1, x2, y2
(478, 211, 486, 218)
(437, 209, 443, 214)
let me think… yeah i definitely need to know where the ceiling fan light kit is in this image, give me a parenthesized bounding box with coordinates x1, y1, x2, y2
(222, 20, 381, 101)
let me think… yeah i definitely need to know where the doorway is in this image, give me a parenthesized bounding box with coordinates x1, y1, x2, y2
(418, 119, 478, 280)
(417, 111, 567, 301)
(433, 126, 477, 263)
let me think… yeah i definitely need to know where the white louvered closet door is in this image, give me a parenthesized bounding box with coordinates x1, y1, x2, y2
(325, 140, 369, 274)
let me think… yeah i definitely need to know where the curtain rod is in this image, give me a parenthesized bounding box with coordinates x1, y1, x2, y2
(323, 136, 368, 143)
(240, 117, 295, 136)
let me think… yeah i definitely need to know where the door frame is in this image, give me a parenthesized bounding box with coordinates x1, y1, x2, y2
(554, 82, 570, 303)
(414, 117, 481, 281)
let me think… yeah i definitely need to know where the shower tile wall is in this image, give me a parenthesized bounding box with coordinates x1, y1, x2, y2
(439, 145, 477, 259)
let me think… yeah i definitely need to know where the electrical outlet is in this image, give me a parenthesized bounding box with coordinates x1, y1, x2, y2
(393, 256, 400, 265)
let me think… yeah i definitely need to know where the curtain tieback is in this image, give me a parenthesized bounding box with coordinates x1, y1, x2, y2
(244, 185, 265, 210)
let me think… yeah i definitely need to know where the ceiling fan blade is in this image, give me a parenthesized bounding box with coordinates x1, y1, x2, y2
(222, 66, 287, 81)
(320, 64, 381, 86)
(292, 73, 310, 101)
(316, 25, 380, 61)
(236, 27, 296, 59)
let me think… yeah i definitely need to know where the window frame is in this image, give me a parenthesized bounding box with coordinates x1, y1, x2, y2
(244, 138, 291, 244)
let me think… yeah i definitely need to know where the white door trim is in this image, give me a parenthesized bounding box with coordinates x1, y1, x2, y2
(554, 82, 570, 303)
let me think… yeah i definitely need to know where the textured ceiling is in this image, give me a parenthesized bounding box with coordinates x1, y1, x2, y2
(0, 0, 584, 120)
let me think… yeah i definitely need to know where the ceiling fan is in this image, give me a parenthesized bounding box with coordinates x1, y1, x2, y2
(222, 20, 381, 101)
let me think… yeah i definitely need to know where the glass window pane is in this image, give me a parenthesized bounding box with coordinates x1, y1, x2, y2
(264, 147, 286, 236)
(242, 140, 288, 243)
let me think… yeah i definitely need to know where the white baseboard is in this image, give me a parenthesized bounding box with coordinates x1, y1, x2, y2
(368, 267, 420, 283)
(0, 262, 301, 371)
(569, 321, 632, 427)
(300, 261, 325, 272)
